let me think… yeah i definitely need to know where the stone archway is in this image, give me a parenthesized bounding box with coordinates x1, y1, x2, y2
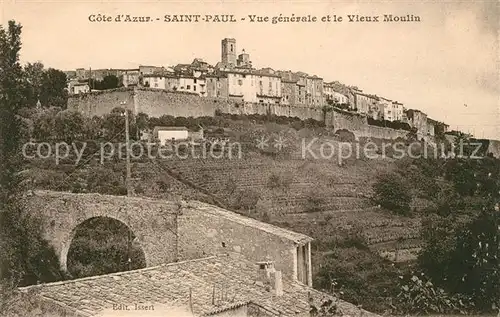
(60, 216, 147, 274)
(27, 191, 180, 273)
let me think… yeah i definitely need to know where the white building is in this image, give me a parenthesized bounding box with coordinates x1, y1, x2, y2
(225, 70, 281, 103)
(67, 80, 90, 95)
(227, 71, 257, 102)
(378, 97, 404, 121)
(153, 126, 189, 144)
(177, 76, 206, 96)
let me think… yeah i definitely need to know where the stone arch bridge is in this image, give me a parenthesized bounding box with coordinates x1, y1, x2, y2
(26, 190, 180, 272)
(25, 190, 313, 285)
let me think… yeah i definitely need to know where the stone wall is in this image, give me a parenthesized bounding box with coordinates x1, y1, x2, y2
(136, 90, 232, 118)
(178, 202, 301, 282)
(69, 88, 324, 122)
(362, 125, 409, 140)
(68, 88, 417, 141)
(326, 109, 366, 133)
(68, 88, 134, 117)
(325, 110, 408, 140)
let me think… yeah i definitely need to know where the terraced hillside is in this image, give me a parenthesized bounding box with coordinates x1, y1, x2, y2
(122, 124, 424, 258)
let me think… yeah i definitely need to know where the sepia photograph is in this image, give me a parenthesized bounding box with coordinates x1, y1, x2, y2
(0, 1, 499, 316)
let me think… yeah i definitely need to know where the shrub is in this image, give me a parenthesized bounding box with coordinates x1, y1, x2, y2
(395, 273, 473, 315)
(335, 129, 356, 142)
(231, 189, 261, 212)
(267, 173, 292, 190)
(418, 208, 500, 313)
(303, 189, 326, 213)
(290, 120, 304, 131)
(373, 173, 411, 215)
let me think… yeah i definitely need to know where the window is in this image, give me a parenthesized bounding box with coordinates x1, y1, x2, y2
(238, 79, 243, 85)
(187, 85, 191, 90)
(193, 85, 196, 91)
(154, 83, 158, 88)
(194, 79, 197, 84)
(230, 44, 233, 52)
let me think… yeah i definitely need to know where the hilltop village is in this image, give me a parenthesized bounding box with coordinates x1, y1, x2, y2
(66, 37, 451, 142)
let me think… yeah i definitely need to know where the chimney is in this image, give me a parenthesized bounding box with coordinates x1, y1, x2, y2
(270, 270, 283, 296)
(256, 261, 283, 296)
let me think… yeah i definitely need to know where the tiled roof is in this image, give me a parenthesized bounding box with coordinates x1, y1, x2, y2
(19, 254, 378, 317)
(186, 201, 313, 244)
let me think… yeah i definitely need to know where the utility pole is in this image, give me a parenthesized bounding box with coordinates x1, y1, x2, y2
(124, 109, 133, 196)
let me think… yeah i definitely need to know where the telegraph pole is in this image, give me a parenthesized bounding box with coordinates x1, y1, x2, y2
(124, 109, 133, 196)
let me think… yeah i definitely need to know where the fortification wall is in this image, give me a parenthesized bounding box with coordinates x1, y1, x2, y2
(136, 90, 231, 118)
(68, 89, 420, 141)
(361, 125, 409, 140)
(326, 110, 366, 133)
(325, 110, 409, 140)
(67, 88, 134, 116)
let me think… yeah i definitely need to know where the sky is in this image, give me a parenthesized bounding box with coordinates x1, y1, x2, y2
(2, 0, 499, 139)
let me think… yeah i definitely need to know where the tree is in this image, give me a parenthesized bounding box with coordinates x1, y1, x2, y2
(101, 74, 121, 89)
(53, 109, 85, 142)
(373, 173, 411, 215)
(418, 207, 500, 313)
(91, 75, 122, 90)
(23, 61, 45, 106)
(0, 20, 64, 297)
(39, 68, 68, 109)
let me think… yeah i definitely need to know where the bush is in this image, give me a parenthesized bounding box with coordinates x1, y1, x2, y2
(373, 173, 411, 215)
(418, 208, 500, 313)
(303, 189, 326, 213)
(334, 129, 356, 142)
(267, 173, 292, 190)
(231, 189, 261, 212)
(395, 273, 473, 315)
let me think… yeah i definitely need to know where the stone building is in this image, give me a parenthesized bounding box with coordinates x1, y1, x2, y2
(406, 109, 429, 139)
(221, 38, 237, 68)
(324, 82, 349, 105)
(120, 69, 140, 87)
(139, 65, 164, 76)
(254, 68, 282, 104)
(281, 77, 299, 106)
(349, 89, 379, 115)
(67, 80, 90, 95)
(237, 49, 252, 69)
(377, 97, 404, 122)
(206, 72, 229, 98)
(305, 75, 324, 108)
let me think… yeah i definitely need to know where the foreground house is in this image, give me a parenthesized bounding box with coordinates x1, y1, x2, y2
(17, 253, 378, 317)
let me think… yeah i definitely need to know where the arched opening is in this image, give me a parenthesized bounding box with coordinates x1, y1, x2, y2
(66, 216, 146, 278)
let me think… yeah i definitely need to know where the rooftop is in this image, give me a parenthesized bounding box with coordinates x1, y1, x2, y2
(18, 254, 376, 317)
